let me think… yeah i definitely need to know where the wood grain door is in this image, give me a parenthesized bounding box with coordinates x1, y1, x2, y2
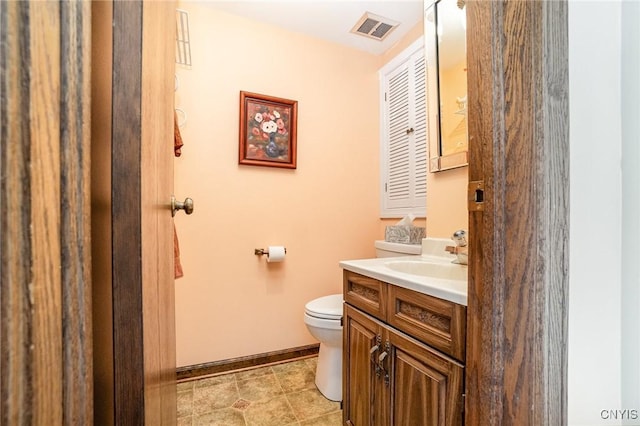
(141, 1, 177, 423)
(91, 1, 176, 424)
(1, 1, 93, 424)
(343, 304, 386, 426)
(388, 328, 464, 426)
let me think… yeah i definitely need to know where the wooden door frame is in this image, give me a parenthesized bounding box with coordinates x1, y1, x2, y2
(465, 1, 569, 424)
(1, 1, 92, 424)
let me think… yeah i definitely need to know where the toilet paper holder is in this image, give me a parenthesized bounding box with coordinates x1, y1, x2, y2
(254, 248, 287, 256)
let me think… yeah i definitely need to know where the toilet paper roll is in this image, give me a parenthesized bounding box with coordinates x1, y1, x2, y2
(266, 246, 286, 263)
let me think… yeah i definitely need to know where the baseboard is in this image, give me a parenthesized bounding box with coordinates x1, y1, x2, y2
(176, 343, 320, 382)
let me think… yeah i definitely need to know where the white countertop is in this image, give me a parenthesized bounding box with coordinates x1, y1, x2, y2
(339, 255, 468, 306)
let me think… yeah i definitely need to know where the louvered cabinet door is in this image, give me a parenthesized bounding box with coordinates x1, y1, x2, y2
(380, 40, 427, 218)
(384, 61, 412, 211)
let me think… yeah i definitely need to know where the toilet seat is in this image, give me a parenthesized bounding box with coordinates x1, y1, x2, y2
(304, 294, 343, 320)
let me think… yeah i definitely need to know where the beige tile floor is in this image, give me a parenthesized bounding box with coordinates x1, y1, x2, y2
(177, 356, 342, 426)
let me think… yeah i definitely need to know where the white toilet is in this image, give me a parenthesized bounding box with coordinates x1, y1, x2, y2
(374, 240, 422, 257)
(304, 241, 421, 402)
(304, 294, 343, 401)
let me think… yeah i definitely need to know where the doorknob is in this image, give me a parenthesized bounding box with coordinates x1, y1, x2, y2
(171, 196, 194, 217)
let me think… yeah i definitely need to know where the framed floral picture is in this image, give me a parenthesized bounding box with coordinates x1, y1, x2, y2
(239, 91, 298, 169)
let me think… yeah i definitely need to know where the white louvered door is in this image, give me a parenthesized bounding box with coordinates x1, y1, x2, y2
(380, 39, 427, 218)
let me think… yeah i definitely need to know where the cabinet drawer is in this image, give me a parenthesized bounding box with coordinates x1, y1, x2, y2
(387, 285, 466, 361)
(343, 271, 386, 321)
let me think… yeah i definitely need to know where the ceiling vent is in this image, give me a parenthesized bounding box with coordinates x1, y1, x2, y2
(351, 12, 399, 41)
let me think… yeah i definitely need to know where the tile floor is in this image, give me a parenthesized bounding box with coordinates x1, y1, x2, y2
(177, 356, 342, 426)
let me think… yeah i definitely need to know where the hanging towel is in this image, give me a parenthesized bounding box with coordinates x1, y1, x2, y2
(174, 224, 184, 279)
(174, 110, 184, 157)
(174, 110, 185, 279)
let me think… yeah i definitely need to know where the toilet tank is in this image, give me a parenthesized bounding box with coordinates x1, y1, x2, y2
(374, 240, 422, 258)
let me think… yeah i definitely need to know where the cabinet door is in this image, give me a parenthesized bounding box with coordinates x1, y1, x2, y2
(344, 305, 388, 426)
(379, 39, 427, 218)
(387, 328, 464, 426)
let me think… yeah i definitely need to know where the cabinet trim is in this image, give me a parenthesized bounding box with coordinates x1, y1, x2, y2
(343, 271, 387, 319)
(387, 285, 466, 362)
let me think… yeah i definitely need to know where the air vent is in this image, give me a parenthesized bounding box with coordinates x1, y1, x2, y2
(176, 9, 192, 66)
(351, 12, 399, 41)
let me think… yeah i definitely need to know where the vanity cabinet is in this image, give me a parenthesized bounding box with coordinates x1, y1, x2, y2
(343, 271, 466, 426)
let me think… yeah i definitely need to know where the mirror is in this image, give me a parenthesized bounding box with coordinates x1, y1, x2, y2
(425, 0, 468, 172)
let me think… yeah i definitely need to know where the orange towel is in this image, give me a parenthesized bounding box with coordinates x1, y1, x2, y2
(174, 110, 184, 157)
(174, 224, 184, 279)
(174, 111, 185, 279)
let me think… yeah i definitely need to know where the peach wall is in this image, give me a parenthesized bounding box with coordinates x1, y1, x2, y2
(173, 4, 382, 366)
(381, 22, 425, 65)
(173, 4, 466, 367)
(426, 166, 468, 238)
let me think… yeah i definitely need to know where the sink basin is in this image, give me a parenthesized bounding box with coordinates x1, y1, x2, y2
(385, 260, 467, 281)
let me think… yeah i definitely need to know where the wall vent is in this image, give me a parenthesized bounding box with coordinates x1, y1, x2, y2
(350, 12, 399, 41)
(176, 9, 192, 66)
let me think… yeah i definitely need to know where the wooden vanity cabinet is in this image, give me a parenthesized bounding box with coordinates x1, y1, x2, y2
(343, 305, 387, 426)
(343, 271, 465, 426)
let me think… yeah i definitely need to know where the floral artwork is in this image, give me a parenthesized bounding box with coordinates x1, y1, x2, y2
(239, 92, 298, 169)
(246, 102, 290, 160)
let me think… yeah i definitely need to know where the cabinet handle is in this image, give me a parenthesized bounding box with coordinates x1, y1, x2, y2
(378, 350, 389, 382)
(371, 335, 382, 378)
(374, 363, 382, 378)
(370, 334, 381, 356)
(370, 343, 381, 377)
(378, 342, 391, 387)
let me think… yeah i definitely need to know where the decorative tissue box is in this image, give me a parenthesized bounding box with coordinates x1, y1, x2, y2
(384, 225, 426, 244)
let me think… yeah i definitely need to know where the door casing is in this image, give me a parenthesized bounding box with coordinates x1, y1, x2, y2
(465, 1, 570, 424)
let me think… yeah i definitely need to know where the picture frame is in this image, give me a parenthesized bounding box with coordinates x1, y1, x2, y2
(239, 91, 298, 169)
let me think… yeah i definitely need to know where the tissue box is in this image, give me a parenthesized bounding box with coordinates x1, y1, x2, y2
(384, 225, 426, 244)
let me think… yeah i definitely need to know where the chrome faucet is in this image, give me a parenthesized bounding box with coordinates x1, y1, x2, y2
(445, 230, 468, 265)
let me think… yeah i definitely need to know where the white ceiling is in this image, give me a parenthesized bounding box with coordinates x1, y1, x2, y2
(201, 1, 425, 55)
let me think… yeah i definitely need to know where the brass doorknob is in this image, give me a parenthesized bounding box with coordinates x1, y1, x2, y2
(171, 196, 194, 217)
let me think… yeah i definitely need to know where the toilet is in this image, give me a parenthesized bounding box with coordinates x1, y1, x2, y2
(304, 294, 343, 401)
(304, 241, 421, 402)
(374, 239, 422, 258)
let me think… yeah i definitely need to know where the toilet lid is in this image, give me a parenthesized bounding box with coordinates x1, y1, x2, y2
(305, 294, 343, 320)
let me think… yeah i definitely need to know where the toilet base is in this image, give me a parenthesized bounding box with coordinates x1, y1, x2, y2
(314, 342, 342, 402)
